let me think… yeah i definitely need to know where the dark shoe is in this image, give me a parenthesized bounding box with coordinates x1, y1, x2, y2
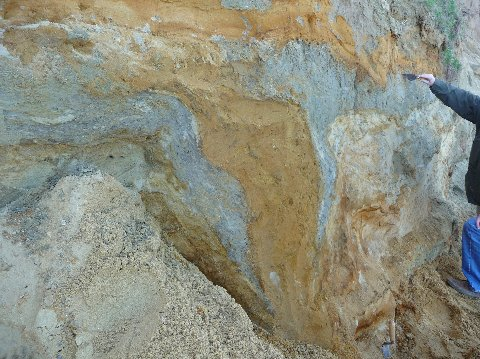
(447, 276, 480, 298)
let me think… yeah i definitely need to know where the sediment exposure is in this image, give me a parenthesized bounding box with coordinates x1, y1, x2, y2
(2, 0, 480, 357)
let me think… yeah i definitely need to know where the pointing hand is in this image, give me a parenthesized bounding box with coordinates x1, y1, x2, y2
(417, 74, 435, 86)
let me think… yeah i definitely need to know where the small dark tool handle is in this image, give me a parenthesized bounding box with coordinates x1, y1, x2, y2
(402, 73, 418, 81)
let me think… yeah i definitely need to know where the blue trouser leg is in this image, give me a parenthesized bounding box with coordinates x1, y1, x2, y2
(462, 217, 480, 292)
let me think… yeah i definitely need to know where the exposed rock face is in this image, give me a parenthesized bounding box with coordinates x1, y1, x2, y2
(1, 0, 480, 357)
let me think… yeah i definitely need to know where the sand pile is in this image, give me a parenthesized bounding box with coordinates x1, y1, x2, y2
(394, 253, 480, 358)
(0, 173, 335, 359)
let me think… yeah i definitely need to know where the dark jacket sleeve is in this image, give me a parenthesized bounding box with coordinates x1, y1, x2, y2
(430, 79, 480, 125)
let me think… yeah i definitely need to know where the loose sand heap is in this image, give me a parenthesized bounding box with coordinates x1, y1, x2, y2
(394, 254, 480, 358)
(0, 173, 336, 359)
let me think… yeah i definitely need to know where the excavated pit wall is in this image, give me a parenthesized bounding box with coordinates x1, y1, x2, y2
(1, 0, 480, 357)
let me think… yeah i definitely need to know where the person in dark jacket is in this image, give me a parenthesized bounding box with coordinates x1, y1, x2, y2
(419, 73, 480, 298)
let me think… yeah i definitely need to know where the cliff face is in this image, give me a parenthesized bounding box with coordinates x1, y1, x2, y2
(1, 0, 480, 357)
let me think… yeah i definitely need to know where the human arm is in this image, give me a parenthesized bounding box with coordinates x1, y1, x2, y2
(418, 74, 480, 125)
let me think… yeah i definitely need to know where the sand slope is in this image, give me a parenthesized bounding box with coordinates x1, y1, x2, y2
(0, 173, 334, 359)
